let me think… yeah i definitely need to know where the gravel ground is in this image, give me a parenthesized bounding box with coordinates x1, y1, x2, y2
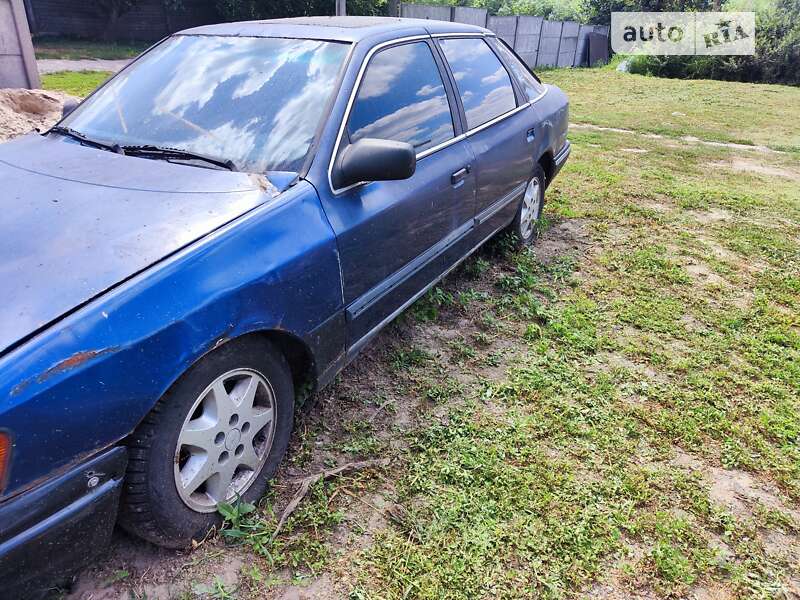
(37, 58, 130, 74)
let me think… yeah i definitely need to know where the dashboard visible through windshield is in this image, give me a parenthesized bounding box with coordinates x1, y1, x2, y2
(59, 35, 350, 175)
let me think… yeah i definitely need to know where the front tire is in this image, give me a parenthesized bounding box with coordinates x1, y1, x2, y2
(509, 165, 545, 247)
(118, 337, 294, 548)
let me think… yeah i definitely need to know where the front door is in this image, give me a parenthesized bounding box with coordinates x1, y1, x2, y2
(319, 39, 476, 349)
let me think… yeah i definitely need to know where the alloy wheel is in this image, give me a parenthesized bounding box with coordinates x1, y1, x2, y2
(173, 368, 276, 512)
(519, 176, 541, 240)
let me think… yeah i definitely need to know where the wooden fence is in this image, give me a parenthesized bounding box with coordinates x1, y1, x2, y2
(401, 3, 610, 67)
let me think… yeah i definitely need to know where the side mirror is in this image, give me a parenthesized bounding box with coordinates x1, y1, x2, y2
(61, 99, 80, 119)
(336, 138, 416, 190)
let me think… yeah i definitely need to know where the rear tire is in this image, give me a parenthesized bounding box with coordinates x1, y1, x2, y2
(508, 164, 546, 247)
(118, 337, 294, 549)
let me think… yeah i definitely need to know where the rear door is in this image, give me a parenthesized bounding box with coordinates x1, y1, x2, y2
(321, 39, 476, 350)
(437, 36, 536, 241)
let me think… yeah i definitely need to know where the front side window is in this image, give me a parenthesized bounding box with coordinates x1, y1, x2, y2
(494, 39, 546, 101)
(347, 42, 455, 153)
(61, 35, 350, 175)
(439, 37, 517, 130)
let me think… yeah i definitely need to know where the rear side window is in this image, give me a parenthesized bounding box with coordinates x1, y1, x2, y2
(494, 40, 546, 101)
(439, 38, 516, 130)
(348, 42, 454, 153)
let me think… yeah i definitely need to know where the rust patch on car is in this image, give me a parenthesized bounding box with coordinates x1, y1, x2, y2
(10, 378, 32, 398)
(11, 347, 117, 397)
(249, 173, 280, 197)
(36, 347, 118, 384)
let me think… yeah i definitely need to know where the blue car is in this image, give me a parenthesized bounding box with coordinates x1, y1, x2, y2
(0, 16, 569, 595)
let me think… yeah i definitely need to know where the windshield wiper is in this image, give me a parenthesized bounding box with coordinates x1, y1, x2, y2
(48, 125, 124, 154)
(122, 144, 238, 172)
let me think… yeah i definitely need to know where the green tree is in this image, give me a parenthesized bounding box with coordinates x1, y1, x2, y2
(578, 0, 713, 25)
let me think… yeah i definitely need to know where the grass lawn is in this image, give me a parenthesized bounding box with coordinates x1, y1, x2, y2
(34, 37, 147, 60)
(62, 68, 800, 599)
(545, 68, 800, 153)
(41, 70, 112, 98)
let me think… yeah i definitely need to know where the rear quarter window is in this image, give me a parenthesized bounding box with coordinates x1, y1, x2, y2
(439, 37, 517, 130)
(493, 39, 546, 101)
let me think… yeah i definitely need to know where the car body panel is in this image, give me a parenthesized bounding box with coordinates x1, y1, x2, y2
(0, 134, 278, 356)
(0, 178, 341, 497)
(466, 105, 538, 238)
(325, 136, 477, 344)
(317, 34, 478, 345)
(528, 84, 570, 168)
(0, 447, 126, 598)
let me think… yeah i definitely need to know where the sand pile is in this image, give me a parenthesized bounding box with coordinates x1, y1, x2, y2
(0, 89, 76, 143)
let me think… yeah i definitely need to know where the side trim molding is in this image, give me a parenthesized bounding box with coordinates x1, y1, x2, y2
(555, 140, 571, 167)
(346, 216, 512, 359)
(474, 182, 526, 225)
(346, 218, 474, 321)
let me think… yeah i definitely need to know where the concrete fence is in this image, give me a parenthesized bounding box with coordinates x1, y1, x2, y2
(1, 0, 39, 88)
(401, 2, 610, 68)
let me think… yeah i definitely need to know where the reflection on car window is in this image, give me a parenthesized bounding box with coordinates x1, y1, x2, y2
(494, 40, 546, 101)
(348, 42, 454, 153)
(439, 38, 516, 130)
(61, 35, 349, 174)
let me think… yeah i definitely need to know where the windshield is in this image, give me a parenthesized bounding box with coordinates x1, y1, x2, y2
(61, 35, 350, 174)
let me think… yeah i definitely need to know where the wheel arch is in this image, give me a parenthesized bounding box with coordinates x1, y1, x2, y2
(125, 327, 318, 443)
(199, 329, 318, 405)
(537, 150, 555, 188)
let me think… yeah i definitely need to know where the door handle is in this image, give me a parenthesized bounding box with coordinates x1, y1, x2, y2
(526, 127, 536, 143)
(451, 165, 471, 186)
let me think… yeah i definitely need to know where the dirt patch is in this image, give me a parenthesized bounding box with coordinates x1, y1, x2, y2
(691, 208, 733, 224)
(691, 582, 737, 600)
(707, 467, 800, 522)
(533, 218, 591, 264)
(591, 351, 660, 380)
(0, 89, 75, 143)
(673, 449, 799, 523)
(272, 573, 341, 599)
(684, 262, 729, 287)
(680, 136, 780, 154)
(709, 158, 800, 181)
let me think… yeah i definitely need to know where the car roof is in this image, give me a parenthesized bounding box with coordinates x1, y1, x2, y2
(179, 16, 491, 43)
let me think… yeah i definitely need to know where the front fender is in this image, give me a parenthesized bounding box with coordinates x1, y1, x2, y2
(0, 180, 343, 499)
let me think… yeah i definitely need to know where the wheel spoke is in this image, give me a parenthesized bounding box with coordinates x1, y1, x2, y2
(179, 418, 217, 451)
(180, 454, 213, 496)
(238, 442, 261, 471)
(249, 406, 274, 435)
(204, 461, 237, 503)
(239, 375, 259, 410)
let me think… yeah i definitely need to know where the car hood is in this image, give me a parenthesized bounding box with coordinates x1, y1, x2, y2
(0, 134, 280, 355)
